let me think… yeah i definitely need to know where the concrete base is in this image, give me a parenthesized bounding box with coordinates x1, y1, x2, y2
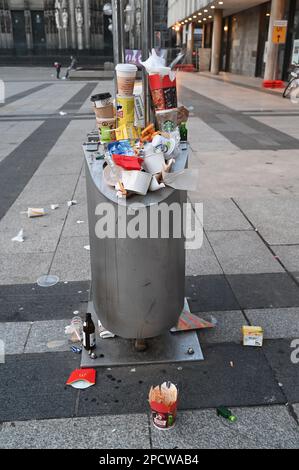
(80, 301, 204, 368)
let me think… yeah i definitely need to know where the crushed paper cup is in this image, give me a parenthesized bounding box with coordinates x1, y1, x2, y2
(67, 200, 77, 207)
(66, 368, 96, 389)
(11, 229, 24, 243)
(51, 204, 59, 210)
(22, 208, 46, 218)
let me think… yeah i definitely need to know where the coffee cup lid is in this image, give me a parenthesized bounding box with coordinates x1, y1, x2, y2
(90, 93, 112, 102)
(115, 63, 138, 72)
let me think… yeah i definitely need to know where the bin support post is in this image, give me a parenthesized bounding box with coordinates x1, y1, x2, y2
(141, 0, 154, 126)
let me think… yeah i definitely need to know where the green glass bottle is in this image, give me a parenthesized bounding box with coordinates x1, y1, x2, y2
(217, 406, 237, 422)
(179, 122, 188, 142)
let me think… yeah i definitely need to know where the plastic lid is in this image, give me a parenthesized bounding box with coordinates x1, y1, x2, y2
(90, 93, 112, 102)
(37, 274, 59, 287)
(115, 63, 138, 72)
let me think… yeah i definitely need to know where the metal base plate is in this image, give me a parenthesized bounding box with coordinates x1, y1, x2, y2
(80, 302, 204, 368)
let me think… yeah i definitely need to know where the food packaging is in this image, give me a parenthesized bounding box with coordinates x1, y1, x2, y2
(156, 109, 178, 133)
(149, 71, 177, 111)
(121, 170, 152, 195)
(96, 117, 116, 143)
(149, 382, 178, 430)
(242, 326, 264, 347)
(116, 95, 135, 127)
(27, 208, 46, 218)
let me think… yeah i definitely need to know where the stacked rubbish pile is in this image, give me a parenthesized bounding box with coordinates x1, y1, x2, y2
(89, 50, 194, 199)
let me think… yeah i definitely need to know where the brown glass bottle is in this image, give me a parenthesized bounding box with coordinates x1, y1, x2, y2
(83, 313, 96, 351)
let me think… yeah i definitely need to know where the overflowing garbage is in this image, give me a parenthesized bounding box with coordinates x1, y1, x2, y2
(89, 50, 191, 199)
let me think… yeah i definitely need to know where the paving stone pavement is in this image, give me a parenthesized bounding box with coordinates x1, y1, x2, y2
(0, 68, 298, 448)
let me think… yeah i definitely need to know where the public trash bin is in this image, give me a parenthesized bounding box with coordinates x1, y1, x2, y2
(84, 144, 188, 340)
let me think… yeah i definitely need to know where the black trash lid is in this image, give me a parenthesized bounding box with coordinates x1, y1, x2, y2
(90, 93, 112, 102)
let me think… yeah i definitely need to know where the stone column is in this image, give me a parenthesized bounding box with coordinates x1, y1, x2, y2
(264, 0, 286, 80)
(83, 0, 90, 49)
(69, 0, 77, 49)
(210, 9, 223, 75)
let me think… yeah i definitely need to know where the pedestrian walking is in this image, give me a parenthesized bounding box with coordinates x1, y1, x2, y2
(64, 56, 78, 80)
(53, 62, 62, 79)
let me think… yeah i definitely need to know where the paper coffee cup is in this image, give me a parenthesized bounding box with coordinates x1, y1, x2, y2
(115, 64, 137, 96)
(27, 208, 46, 218)
(94, 103, 114, 119)
(90, 93, 112, 108)
(142, 152, 165, 175)
(121, 171, 152, 196)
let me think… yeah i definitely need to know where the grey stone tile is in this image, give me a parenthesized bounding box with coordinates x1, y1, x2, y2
(50, 236, 91, 282)
(235, 197, 299, 245)
(151, 406, 299, 449)
(186, 235, 222, 276)
(0, 352, 80, 422)
(25, 319, 71, 354)
(17, 173, 79, 206)
(263, 339, 299, 404)
(61, 202, 89, 238)
(207, 231, 283, 275)
(273, 245, 299, 273)
(245, 308, 299, 339)
(202, 199, 252, 231)
(0, 252, 54, 285)
(198, 310, 247, 344)
(186, 275, 240, 312)
(0, 322, 31, 355)
(294, 403, 299, 421)
(0, 414, 150, 449)
(0, 205, 68, 254)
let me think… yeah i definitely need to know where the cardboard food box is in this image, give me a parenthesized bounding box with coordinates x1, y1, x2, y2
(242, 326, 264, 347)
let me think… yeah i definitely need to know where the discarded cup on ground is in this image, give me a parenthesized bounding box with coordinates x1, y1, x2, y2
(149, 382, 178, 430)
(37, 274, 59, 287)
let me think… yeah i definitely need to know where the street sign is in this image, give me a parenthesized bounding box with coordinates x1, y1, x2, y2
(272, 20, 288, 44)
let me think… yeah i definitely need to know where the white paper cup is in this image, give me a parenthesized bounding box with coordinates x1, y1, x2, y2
(115, 64, 138, 96)
(122, 171, 152, 195)
(142, 152, 165, 175)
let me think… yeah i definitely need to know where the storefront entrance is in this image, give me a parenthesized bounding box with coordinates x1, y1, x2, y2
(31, 11, 46, 52)
(11, 11, 26, 53)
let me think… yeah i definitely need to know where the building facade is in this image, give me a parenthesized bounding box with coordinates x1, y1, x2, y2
(0, 0, 171, 61)
(168, 0, 299, 81)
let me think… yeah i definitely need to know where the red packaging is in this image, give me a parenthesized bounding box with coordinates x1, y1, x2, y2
(149, 74, 177, 111)
(113, 154, 143, 171)
(150, 400, 177, 430)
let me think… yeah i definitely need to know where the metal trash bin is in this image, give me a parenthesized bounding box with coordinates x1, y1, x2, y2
(84, 144, 188, 339)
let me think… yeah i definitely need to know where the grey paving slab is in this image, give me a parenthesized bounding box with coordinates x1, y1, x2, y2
(50, 236, 91, 282)
(245, 308, 299, 339)
(294, 403, 299, 421)
(0, 352, 80, 422)
(0, 205, 68, 254)
(227, 273, 299, 310)
(235, 197, 299, 245)
(61, 202, 89, 239)
(263, 339, 299, 404)
(77, 343, 284, 417)
(186, 234, 222, 276)
(201, 199, 252, 231)
(186, 275, 240, 312)
(0, 281, 89, 322)
(0, 252, 54, 285)
(207, 231, 283, 275)
(0, 414, 151, 449)
(198, 310, 247, 344)
(17, 173, 79, 206)
(273, 245, 299, 273)
(0, 321, 31, 355)
(25, 319, 71, 354)
(151, 406, 299, 449)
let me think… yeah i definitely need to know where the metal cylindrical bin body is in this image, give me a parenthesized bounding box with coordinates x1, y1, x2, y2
(84, 147, 187, 339)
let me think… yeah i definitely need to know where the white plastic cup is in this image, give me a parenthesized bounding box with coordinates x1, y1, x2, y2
(121, 171, 152, 195)
(115, 64, 138, 96)
(142, 152, 165, 175)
